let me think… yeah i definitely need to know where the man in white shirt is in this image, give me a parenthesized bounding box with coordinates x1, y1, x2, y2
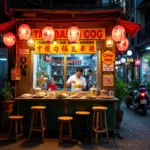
(66, 68, 87, 92)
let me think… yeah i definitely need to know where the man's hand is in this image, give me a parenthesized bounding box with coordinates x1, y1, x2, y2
(81, 85, 86, 90)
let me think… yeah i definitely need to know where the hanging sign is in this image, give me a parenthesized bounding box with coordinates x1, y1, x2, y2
(102, 50, 115, 65)
(11, 67, 21, 81)
(103, 74, 114, 86)
(135, 59, 141, 66)
(32, 28, 105, 40)
(103, 63, 114, 71)
(127, 58, 134, 62)
(35, 40, 96, 54)
(19, 48, 30, 55)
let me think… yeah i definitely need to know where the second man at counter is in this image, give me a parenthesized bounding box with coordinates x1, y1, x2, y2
(66, 68, 87, 92)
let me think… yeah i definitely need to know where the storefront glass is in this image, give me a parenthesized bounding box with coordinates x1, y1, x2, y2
(141, 55, 150, 83)
(33, 53, 98, 91)
(0, 48, 8, 92)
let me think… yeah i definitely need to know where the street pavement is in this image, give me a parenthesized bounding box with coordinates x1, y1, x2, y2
(114, 104, 150, 150)
(0, 104, 150, 150)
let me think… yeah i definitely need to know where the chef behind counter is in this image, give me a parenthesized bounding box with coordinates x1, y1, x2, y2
(65, 68, 87, 92)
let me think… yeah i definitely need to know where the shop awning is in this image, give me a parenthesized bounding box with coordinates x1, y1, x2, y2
(0, 20, 16, 33)
(117, 19, 141, 38)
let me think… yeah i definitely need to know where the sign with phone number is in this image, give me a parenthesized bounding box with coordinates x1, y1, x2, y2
(35, 40, 96, 54)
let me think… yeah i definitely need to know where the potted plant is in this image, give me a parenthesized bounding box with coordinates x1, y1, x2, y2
(115, 78, 127, 129)
(1, 82, 14, 112)
(146, 81, 150, 93)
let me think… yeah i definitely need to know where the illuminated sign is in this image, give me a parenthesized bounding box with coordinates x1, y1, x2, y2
(35, 40, 96, 54)
(32, 28, 105, 40)
(102, 50, 115, 65)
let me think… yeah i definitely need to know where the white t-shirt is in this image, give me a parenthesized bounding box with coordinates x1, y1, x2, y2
(67, 74, 87, 92)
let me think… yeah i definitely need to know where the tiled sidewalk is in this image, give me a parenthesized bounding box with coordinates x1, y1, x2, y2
(113, 109, 150, 150)
(0, 137, 117, 150)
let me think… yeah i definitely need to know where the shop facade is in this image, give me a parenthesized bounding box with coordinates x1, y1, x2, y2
(6, 2, 123, 135)
(14, 17, 118, 96)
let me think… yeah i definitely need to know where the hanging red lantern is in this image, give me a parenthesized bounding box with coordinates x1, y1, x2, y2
(112, 25, 126, 43)
(42, 25, 55, 43)
(18, 24, 31, 40)
(3, 32, 16, 47)
(117, 37, 129, 54)
(68, 25, 80, 43)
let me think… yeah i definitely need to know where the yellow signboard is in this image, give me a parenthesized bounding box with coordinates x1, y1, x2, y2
(102, 50, 115, 65)
(35, 40, 96, 54)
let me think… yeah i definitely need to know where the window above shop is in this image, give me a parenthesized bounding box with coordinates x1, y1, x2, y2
(9, 0, 122, 9)
(33, 53, 98, 91)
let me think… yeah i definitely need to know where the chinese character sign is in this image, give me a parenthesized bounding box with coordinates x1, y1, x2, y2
(35, 40, 96, 54)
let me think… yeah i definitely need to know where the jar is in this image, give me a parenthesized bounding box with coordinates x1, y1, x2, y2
(100, 89, 107, 96)
(90, 85, 98, 96)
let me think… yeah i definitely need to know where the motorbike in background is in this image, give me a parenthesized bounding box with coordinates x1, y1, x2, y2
(126, 86, 150, 115)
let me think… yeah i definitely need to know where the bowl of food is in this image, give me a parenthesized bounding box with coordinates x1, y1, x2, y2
(20, 93, 32, 98)
(32, 91, 46, 98)
(85, 94, 97, 99)
(56, 92, 68, 99)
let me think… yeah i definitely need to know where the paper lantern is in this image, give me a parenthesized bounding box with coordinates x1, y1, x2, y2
(112, 25, 126, 43)
(18, 24, 31, 40)
(27, 36, 34, 47)
(3, 32, 16, 47)
(106, 36, 114, 48)
(68, 25, 80, 43)
(42, 25, 55, 43)
(117, 37, 129, 54)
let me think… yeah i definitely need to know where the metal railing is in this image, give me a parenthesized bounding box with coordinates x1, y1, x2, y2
(9, 0, 121, 9)
(137, 23, 150, 45)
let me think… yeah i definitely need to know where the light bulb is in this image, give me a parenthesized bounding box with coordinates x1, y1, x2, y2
(121, 58, 126, 63)
(127, 50, 132, 56)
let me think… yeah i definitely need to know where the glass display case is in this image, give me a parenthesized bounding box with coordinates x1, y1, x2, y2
(33, 53, 98, 91)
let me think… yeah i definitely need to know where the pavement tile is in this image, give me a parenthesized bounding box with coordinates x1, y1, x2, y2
(113, 106, 150, 150)
(0, 138, 118, 150)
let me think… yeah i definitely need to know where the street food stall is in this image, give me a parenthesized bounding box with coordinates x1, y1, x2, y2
(7, 7, 122, 136)
(14, 25, 118, 135)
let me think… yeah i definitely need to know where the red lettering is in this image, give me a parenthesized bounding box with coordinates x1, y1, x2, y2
(55, 30, 59, 39)
(45, 45, 51, 52)
(37, 45, 42, 52)
(39, 30, 42, 39)
(34, 30, 38, 39)
(65, 30, 68, 38)
(80, 45, 86, 52)
(60, 31, 65, 38)
(61, 46, 68, 52)
(97, 30, 102, 39)
(53, 46, 59, 52)
(103, 53, 113, 57)
(84, 30, 89, 38)
(89, 45, 95, 52)
(104, 58, 112, 62)
(71, 46, 77, 52)
(90, 30, 96, 38)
